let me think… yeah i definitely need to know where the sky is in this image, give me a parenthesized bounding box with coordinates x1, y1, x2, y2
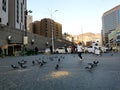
(27, 0, 120, 35)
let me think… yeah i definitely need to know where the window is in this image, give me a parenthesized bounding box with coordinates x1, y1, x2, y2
(17, 0, 19, 23)
(118, 10, 120, 24)
(0, 18, 1, 23)
(21, 3, 23, 22)
(2, 0, 6, 12)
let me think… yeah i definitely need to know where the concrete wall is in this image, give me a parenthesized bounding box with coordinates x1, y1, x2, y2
(0, 26, 69, 51)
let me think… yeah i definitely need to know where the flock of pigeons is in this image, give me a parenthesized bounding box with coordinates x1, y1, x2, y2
(85, 61, 99, 69)
(11, 55, 99, 71)
(11, 56, 64, 70)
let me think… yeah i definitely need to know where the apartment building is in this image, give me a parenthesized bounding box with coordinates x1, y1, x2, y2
(102, 5, 120, 48)
(33, 18, 62, 39)
(33, 21, 40, 34)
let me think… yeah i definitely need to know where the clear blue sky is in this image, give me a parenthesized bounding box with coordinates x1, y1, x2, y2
(27, 0, 120, 35)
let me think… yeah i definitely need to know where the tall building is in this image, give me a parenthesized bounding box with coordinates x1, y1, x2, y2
(33, 18, 62, 39)
(33, 21, 40, 34)
(0, 0, 27, 30)
(8, 0, 26, 30)
(102, 5, 120, 47)
(0, 0, 27, 56)
(27, 15, 33, 33)
(0, 0, 8, 25)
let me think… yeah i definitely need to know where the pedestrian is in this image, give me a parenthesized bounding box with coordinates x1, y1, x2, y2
(64, 44, 68, 53)
(77, 42, 83, 60)
(35, 46, 38, 55)
(50, 45, 53, 54)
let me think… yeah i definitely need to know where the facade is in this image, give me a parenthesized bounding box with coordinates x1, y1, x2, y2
(102, 5, 120, 49)
(0, 0, 27, 56)
(0, 0, 8, 25)
(27, 15, 33, 33)
(33, 21, 40, 35)
(8, 0, 26, 30)
(33, 18, 62, 39)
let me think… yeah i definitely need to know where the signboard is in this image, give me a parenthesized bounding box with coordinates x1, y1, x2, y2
(24, 36, 28, 45)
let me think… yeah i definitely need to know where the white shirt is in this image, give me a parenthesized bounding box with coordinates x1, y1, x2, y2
(77, 45, 83, 52)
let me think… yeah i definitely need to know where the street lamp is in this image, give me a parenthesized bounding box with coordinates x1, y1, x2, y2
(50, 10, 58, 53)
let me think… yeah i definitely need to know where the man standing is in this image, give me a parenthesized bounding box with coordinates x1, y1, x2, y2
(77, 42, 83, 60)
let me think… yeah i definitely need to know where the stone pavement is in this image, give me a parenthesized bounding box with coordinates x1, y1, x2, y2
(0, 52, 120, 90)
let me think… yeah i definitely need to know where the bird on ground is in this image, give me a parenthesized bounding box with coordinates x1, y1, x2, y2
(18, 61, 22, 67)
(36, 60, 41, 64)
(93, 61, 99, 65)
(85, 63, 94, 69)
(32, 60, 35, 65)
(18, 61, 27, 68)
(58, 58, 60, 62)
(42, 60, 47, 64)
(111, 53, 113, 56)
(40, 62, 44, 67)
(21, 59, 27, 64)
(11, 65, 19, 69)
(55, 64, 59, 70)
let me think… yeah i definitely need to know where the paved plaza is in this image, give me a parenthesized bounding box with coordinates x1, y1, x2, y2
(0, 52, 120, 90)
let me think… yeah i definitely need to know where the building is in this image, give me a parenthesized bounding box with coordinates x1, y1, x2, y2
(0, 0, 8, 26)
(8, 0, 26, 30)
(0, 0, 27, 56)
(102, 5, 120, 49)
(27, 15, 33, 33)
(33, 21, 40, 35)
(33, 18, 62, 39)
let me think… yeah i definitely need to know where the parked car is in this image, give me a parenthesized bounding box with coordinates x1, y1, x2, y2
(87, 46, 94, 53)
(55, 47, 65, 54)
(45, 48, 50, 53)
(101, 47, 108, 53)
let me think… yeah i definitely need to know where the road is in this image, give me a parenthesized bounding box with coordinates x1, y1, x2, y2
(0, 52, 120, 90)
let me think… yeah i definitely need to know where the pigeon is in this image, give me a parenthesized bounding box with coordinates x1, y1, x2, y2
(85, 64, 93, 69)
(32, 60, 35, 65)
(18, 61, 27, 68)
(11, 65, 19, 69)
(55, 64, 59, 70)
(93, 61, 99, 65)
(40, 62, 44, 67)
(36, 60, 41, 64)
(42, 60, 47, 64)
(58, 58, 60, 62)
(85, 63, 94, 69)
(18, 61, 22, 67)
(21, 59, 27, 64)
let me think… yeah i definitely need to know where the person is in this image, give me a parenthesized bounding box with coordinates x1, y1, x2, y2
(35, 46, 38, 55)
(64, 44, 68, 53)
(50, 45, 53, 54)
(77, 42, 83, 60)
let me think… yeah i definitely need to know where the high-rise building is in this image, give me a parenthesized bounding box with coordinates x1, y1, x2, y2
(8, 0, 26, 30)
(27, 15, 33, 33)
(33, 18, 62, 39)
(40, 18, 62, 39)
(102, 5, 120, 47)
(33, 21, 40, 34)
(0, 0, 8, 25)
(0, 0, 26, 30)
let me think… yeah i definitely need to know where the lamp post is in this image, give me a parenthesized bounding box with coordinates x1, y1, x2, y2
(24, 10, 32, 36)
(23, 9, 32, 55)
(50, 10, 58, 53)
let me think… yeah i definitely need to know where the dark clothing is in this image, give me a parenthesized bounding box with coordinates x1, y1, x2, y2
(35, 47, 38, 55)
(50, 46, 53, 54)
(78, 52, 82, 59)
